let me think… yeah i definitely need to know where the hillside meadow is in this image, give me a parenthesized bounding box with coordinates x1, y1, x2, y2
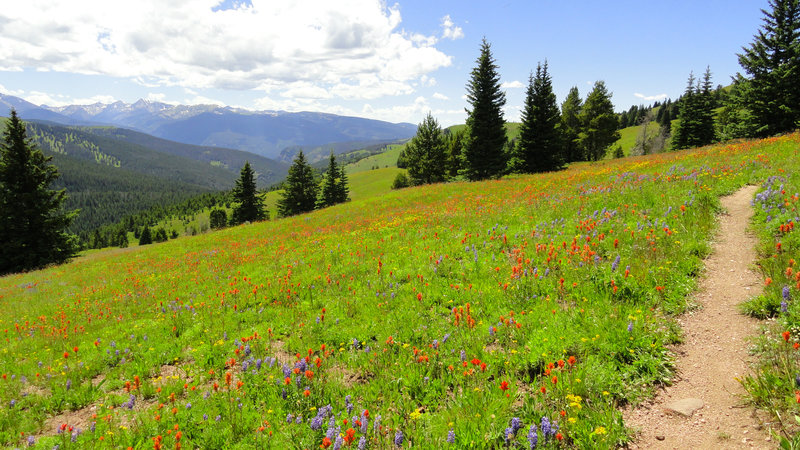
(1, 133, 799, 449)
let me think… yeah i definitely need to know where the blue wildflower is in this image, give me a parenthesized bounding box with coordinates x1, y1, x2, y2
(447, 429, 455, 444)
(394, 430, 404, 447)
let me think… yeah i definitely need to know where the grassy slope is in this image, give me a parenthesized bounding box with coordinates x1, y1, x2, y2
(3, 133, 798, 448)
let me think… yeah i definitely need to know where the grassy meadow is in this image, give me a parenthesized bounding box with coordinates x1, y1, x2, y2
(1, 133, 799, 449)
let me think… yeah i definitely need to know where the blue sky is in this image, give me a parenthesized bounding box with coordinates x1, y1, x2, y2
(0, 0, 768, 126)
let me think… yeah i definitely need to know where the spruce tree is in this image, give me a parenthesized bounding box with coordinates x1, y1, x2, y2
(672, 69, 716, 150)
(139, 226, 152, 245)
(560, 87, 583, 163)
(318, 152, 342, 208)
(461, 38, 507, 180)
(209, 208, 228, 229)
(405, 113, 447, 185)
(230, 161, 266, 225)
(697, 67, 718, 145)
(0, 110, 78, 275)
(578, 81, 620, 161)
(277, 151, 318, 218)
(736, 0, 800, 136)
(333, 162, 349, 204)
(510, 62, 563, 173)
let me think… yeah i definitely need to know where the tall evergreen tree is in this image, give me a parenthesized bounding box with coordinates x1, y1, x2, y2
(672, 69, 716, 150)
(405, 113, 447, 185)
(138, 225, 152, 245)
(0, 110, 78, 275)
(510, 62, 563, 173)
(230, 161, 266, 225)
(461, 38, 507, 180)
(735, 0, 800, 136)
(334, 162, 349, 204)
(560, 87, 583, 163)
(317, 152, 349, 208)
(697, 67, 718, 145)
(578, 81, 620, 161)
(277, 151, 318, 218)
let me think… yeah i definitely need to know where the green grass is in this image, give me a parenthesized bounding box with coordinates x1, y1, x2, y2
(345, 144, 406, 174)
(1, 133, 799, 449)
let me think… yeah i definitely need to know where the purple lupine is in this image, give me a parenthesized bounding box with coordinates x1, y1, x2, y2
(511, 417, 522, 435)
(255, 358, 263, 370)
(185, 402, 192, 410)
(27, 435, 35, 447)
(66, 379, 72, 391)
(528, 424, 538, 449)
(360, 415, 369, 434)
(333, 435, 344, 450)
(345, 395, 353, 414)
(394, 430, 404, 447)
(296, 415, 302, 425)
(611, 255, 620, 271)
(540, 417, 551, 439)
(504, 428, 513, 444)
(627, 321, 634, 333)
(373, 414, 382, 433)
(90, 422, 96, 433)
(203, 414, 208, 421)
(460, 350, 466, 362)
(442, 333, 450, 343)
(447, 429, 455, 444)
(358, 436, 367, 450)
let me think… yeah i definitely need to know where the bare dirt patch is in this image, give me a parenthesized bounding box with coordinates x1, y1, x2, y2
(624, 186, 774, 448)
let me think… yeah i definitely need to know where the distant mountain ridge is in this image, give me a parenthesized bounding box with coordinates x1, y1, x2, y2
(0, 93, 417, 159)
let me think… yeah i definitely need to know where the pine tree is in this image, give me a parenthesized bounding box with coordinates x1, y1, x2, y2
(578, 81, 620, 161)
(697, 67, 718, 145)
(405, 113, 447, 185)
(510, 62, 563, 173)
(560, 87, 583, 163)
(461, 38, 507, 180)
(318, 152, 341, 208)
(333, 162, 349, 204)
(671, 72, 698, 150)
(230, 161, 266, 225)
(736, 0, 800, 136)
(139, 225, 152, 245)
(672, 69, 716, 150)
(277, 151, 318, 218)
(0, 110, 78, 275)
(209, 208, 228, 229)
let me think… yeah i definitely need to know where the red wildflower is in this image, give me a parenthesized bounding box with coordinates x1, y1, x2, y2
(321, 437, 332, 449)
(783, 331, 792, 342)
(500, 380, 509, 391)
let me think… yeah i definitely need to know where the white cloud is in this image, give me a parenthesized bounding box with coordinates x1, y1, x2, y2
(0, 1, 452, 101)
(634, 92, 668, 101)
(501, 80, 524, 89)
(441, 15, 464, 40)
(432, 92, 448, 100)
(6, 88, 116, 107)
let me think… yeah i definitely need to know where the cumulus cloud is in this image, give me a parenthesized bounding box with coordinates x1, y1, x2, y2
(501, 80, 524, 89)
(432, 92, 448, 100)
(441, 15, 464, 40)
(634, 92, 668, 101)
(0, 0, 452, 100)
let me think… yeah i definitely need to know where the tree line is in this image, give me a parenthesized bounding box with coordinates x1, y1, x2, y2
(399, 0, 799, 186)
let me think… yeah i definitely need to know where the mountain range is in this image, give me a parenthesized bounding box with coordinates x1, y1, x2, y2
(0, 93, 416, 160)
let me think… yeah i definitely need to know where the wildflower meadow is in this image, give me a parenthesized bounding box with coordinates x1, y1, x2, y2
(1, 133, 799, 448)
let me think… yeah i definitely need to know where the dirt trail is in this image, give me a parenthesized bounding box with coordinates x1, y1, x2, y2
(624, 185, 774, 449)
